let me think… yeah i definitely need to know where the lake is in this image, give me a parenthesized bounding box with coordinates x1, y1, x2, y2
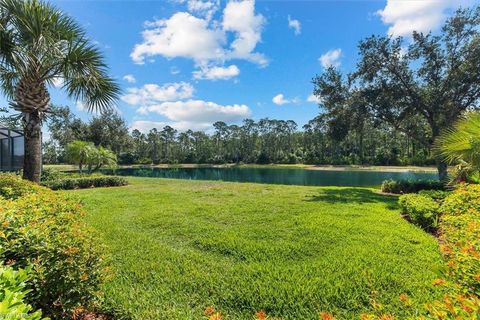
(104, 167, 438, 187)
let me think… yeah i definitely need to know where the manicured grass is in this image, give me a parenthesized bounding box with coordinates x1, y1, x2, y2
(67, 178, 443, 319)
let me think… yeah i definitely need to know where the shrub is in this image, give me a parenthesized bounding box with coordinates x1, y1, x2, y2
(417, 189, 450, 201)
(42, 176, 128, 190)
(40, 168, 64, 182)
(0, 174, 107, 319)
(398, 193, 440, 230)
(425, 184, 480, 319)
(0, 265, 46, 320)
(381, 179, 444, 194)
(0, 173, 44, 200)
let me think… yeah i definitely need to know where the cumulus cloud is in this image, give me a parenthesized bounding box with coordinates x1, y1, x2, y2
(193, 64, 240, 80)
(288, 15, 301, 35)
(185, 0, 219, 20)
(131, 0, 266, 80)
(123, 81, 250, 132)
(131, 120, 212, 132)
(272, 94, 289, 105)
(377, 0, 474, 37)
(319, 49, 342, 69)
(123, 74, 136, 83)
(139, 99, 250, 123)
(222, 0, 267, 65)
(121, 82, 194, 106)
(272, 93, 300, 106)
(131, 12, 225, 64)
(76, 101, 86, 112)
(307, 94, 321, 104)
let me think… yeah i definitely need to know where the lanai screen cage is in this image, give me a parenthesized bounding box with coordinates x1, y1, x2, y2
(0, 126, 24, 171)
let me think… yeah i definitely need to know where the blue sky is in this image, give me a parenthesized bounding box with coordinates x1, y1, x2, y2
(3, 0, 478, 133)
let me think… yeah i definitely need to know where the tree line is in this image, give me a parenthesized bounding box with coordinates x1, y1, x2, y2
(44, 106, 432, 166)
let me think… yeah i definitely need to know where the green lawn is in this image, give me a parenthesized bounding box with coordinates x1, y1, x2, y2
(67, 178, 443, 319)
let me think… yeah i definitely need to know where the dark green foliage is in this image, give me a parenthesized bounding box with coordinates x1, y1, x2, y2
(0, 174, 108, 319)
(399, 193, 440, 230)
(381, 179, 445, 194)
(43, 176, 128, 190)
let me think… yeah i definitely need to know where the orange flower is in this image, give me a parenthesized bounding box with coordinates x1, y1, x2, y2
(255, 310, 267, 320)
(432, 278, 446, 286)
(204, 306, 215, 317)
(380, 315, 395, 320)
(320, 312, 335, 320)
(209, 312, 222, 320)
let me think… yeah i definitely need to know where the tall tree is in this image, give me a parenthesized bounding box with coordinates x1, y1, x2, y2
(0, 0, 119, 182)
(352, 6, 480, 180)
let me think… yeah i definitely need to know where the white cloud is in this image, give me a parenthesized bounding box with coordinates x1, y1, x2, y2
(131, 0, 267, 78)
(123, 74, 136, 83)
(187, 0, 219, 20)
(377, 0, 474, 37)
(272, 93, 301, 106)
(131, 120, 211, 132)
(307, 94, 321, 104)
(51, 77, 64, 88)
(122, 82, 194, 106)
(222, 0, 267, 65)
(288, 15, 301, 35)
(319, 49, 342, 69)
(193, 64, 240, 80)
(131, 12, 225, 65)
(139, 99, 250, 123)
(76, 101, 86, 112)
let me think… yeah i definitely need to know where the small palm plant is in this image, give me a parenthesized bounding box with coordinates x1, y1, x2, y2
(87, 146, 117, 173)
(435, 112, 480, 184)
(65, 140, 96, 173)
(0, 0, 120, 182)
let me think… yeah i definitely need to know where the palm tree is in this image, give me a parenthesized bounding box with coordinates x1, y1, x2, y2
(87, 146, 117, 172)
(435, 112, 480, 184)
(65, 140, 96, 173)
(0, 0, 120, 182)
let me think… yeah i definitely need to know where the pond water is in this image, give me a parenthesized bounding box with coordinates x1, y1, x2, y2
(103, 167, 438, 187)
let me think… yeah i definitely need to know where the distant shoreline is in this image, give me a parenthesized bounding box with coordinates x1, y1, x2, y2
(45, 163, 438, 173)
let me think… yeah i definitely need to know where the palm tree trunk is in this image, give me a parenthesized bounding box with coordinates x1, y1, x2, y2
(22, 111, 43, 183)
(436, 159, 448, 183)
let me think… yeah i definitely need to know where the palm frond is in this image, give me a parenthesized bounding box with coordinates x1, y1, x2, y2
(61, 41, 120, 113)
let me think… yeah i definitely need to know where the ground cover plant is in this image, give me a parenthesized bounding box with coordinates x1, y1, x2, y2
(68, 177, 444, 319)
(0, 265, 46, 320)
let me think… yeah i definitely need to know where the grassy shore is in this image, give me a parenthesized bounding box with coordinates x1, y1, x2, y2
(67, 178, 443, 319)
(47, 163, 438, 172)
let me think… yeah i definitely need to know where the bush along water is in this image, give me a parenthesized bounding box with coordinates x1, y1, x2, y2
(42, 176, 128, 190)
(0, 173, 109, 319)
(381, 179, 445, 194)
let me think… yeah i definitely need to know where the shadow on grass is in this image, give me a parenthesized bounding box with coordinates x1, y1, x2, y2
(305, 188, 399, 209)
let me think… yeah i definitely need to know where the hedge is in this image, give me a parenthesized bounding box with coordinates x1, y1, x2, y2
(381, 179, 445, 194)
(42, 176, 128, 190)
(0, 174, 108, 319)
(425, 184, 480, 318)
(398, 193, 440, 231)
